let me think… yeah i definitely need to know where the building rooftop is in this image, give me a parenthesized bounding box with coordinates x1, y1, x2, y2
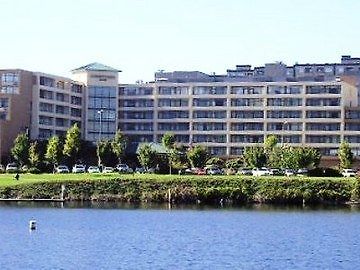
(72, 62, 121, 73)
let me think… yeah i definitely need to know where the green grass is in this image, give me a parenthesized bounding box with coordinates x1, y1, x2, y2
(0, 172, 347, 187)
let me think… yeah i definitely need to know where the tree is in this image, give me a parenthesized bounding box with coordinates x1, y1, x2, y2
(162, 132, 176, 174)
(187, 145, 209, 168)
(63, 124, 81, 166)
(11, 132, 30, 166)
(137, 143, 157, 170)
(338, 141, 353, 169)
(45, 136, 62, 171)
(225, 158, 243, 170)
(243, 146, 266, 168)
(111, 130, 127, 163)
(29, 141, 40, 168)
(97, 140, 117, 167)
(206, 157, 225, 168)
(264, 135, 278, 153)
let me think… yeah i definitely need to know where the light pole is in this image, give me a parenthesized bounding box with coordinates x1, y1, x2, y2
(97, 109, 104, 167)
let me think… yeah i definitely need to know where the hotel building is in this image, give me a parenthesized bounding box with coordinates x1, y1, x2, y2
(1, 55, 360, 165)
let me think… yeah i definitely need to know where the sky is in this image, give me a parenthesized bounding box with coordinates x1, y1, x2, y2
(0, 0, 359, 83)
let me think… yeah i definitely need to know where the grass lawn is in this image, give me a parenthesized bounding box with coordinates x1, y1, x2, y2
(0, 172, 349, 188)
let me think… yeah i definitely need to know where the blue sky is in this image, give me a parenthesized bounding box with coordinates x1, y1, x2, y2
(0, 0, 359, 83)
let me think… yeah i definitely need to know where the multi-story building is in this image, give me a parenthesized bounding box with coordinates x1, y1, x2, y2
(1, 56, 360, 166)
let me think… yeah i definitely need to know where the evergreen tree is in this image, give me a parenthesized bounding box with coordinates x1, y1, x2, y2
(338, 141, 353, 169)
(11, 132, 30, 166)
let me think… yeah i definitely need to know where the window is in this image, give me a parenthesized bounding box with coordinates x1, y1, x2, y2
(193, 135, 226, 143)
(71, 96, 82, 105)
(230, 135, 263, 143)
(0, 98, 9, 119)
(306, 123, 340, 131)
(344, 136, 360, 143)
(40, 89, 53, 100)
(157, 134, 189, 143)
(39, 102, 54, 113)
(120, 87, 153, 96)
(306, 98, 340, 106)
(56, 93, 69, 102)
(70, 108, 82, 117)
(158, 123, 189, 131)
(345, 123, 360, 131)
(193, 123, 226, 131)
(40, 76, 55, 87)
(231, 86, 262, 95)
(193, 111, 226, 119)
(193, 86, 226, 95)
(1, 73, 19, 85)
(88, 86, 116, 98)
(55, 118, 68, 127)
(208, 147, 227, 155)
(230, 147, 244, 155)
(158, 99, 188, 107)
(306, 85, 341, 94)
(55, 105, 69, 115)
(39, 116, 53, 125)
(158, 87, 188, 95)
(267, 86, 301, 94)
(231, 123, 263, 131)
(267, 122, 302, 131)
(71, 84, 83, 93)
(231, 98, 263, 107)
(1, 86, 19, 94)
(276, 135, 301, 143)
(158, 111, 188, 119)
(231, 111, 264, 119)
(120, 111, 154, 119)
(267, 98, 302, 106)
(193, 98, 226, 107)
(38, 128, 53, 140)
(267, 110, 302, 118)
(119, 123, 153, 131)
(345, 110, 360, 119)
(306, 135, 340, 143)
(120, 99, 153, 107)
(306, 110, 341, 118)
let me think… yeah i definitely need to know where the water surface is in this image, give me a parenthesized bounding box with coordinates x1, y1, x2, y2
(0, 202, 359, 269)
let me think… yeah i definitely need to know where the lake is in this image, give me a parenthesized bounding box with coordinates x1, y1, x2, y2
(0, 202, 359, 269)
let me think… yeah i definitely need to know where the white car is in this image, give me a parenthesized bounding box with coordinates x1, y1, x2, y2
(72, 164, 86, 173)
(6, 163, 18, 173)
(342, 169, 356, 177)
(284, 169, 296, 177)
(88, 166, 100, 173)
(237, 168, 253, 175)
(116, 164, 133, 173)
(55, 165, 69, 174)
(252, 167, 272, 177)
(102, 167, 114, 173)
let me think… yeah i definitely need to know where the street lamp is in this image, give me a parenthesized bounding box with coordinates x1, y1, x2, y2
(97, 109, 104, 141)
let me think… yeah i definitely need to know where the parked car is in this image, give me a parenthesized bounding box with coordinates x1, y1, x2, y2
(194, 168, 206, 175)
(207, 167, 223, 175)
(269, 168, 283, 176)
(6, 163, 18, 173)
(55, 165, 70, 174)
(116, 164, 133, 173)
(252, 167, 272, 177)
(0, 164, 4, 172)
(284, 169, 296, 177)
(102, 167, 114, 173)
(297, 168, 308, 176)
(87, 166, 100, 173)
(237, 168, 253, 175)
(135, 167, 146, 174)
(72, 164, 86, 173)
(342, 169, 357, 177)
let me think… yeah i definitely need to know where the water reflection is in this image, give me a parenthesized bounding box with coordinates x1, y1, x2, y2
(0, 200, 359, 212)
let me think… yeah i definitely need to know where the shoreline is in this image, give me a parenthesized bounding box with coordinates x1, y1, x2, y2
(0, 176, 359, 206)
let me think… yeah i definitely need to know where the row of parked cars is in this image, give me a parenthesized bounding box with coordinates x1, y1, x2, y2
(55, 164, 135, 174)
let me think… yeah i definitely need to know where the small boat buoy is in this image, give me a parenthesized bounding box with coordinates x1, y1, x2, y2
(29, 220, 37, 230)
